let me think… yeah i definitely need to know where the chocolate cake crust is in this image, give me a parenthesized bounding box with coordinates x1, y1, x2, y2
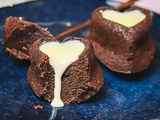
(27, 37, 104, 104)
(88, 6, 156, 73)
(2, 16, 54, 60)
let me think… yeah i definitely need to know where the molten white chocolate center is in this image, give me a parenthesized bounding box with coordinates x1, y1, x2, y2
(100, 9, 146, 27)
(39, 40, 85, 107)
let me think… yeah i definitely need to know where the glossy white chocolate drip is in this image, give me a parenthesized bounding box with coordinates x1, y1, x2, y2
(39, 40, 85, 107)
(100, 10, 146, 27)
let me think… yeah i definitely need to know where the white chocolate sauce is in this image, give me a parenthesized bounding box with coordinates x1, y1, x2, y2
(100, 9, 146, 27)
(39, 40, 85, 107)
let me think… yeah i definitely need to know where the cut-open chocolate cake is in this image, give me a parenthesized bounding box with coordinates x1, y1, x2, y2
(88, 6, 156, 74)
(2, 16, 54, 60)
(27, 37, 104, 105)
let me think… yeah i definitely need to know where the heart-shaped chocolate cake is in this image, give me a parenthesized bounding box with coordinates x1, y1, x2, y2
(27, 37, 104, 105)
(2, 16, 55, 60)
(88, 6, 156, 74)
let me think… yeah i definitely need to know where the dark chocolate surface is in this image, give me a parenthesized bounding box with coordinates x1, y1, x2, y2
(3, 17, 54, 60)
(28, 37, 103, 104)
(0, 0, 160, 120)
(88, 6, 155, 73)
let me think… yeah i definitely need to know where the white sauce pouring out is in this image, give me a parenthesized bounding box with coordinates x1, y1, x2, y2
(39, 40, 85, 107)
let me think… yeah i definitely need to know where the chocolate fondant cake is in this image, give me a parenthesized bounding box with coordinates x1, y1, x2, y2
(27, 37, 104, 105)
(88, 6, 156, 73)
(2, 16, 54, 60)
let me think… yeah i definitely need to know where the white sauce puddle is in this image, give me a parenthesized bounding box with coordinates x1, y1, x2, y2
(100, 9, 146, 27)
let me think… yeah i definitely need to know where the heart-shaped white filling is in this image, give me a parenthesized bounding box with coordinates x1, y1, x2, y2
(39, 40, 85, 107)
(100, 9, 146, 27)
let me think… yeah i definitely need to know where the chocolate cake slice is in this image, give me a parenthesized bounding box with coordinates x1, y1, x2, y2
(2, 16, 54, 60)
(88, 6, 156, 74)
(27, 37, 104, 104)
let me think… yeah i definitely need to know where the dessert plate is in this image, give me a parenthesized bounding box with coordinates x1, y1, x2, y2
(1, 19, 160, 120)
(0, 1, 160, 120)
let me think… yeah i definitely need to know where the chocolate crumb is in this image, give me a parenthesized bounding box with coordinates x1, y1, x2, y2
(33, 105, 43, 110)
(61, 116, 64, 119)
